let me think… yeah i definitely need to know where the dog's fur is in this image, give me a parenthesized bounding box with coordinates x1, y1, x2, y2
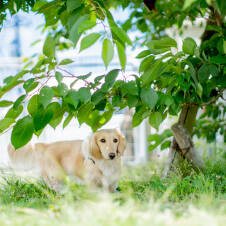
(8, 129, 127, 192)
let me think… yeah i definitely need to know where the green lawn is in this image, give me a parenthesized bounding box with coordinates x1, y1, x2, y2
(0, 158, 225, 226)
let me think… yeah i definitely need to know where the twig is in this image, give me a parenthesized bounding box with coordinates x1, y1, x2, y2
(57, 68, 77, 77)
(180, 88, 225, 107)
(201, 88, 225, 106)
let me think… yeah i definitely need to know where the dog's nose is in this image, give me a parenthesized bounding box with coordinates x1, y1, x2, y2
(109, 153, 116, 159)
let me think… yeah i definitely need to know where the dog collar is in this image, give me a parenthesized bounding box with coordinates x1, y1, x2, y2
(88, 157, 95, 164)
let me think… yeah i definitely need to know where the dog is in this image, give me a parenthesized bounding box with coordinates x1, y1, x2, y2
(8, 128, 127, 192)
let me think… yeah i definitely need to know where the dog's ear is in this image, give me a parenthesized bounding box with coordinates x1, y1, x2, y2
(82, 134, 102, 159)
(117, 129, 127, 156)
(90, 135, 102, 159)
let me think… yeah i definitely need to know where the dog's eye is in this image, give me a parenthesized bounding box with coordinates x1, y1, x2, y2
(113, 138, 118, 143)
(100, 138, 106, 143)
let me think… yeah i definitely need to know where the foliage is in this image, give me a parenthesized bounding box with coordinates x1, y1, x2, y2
(0, 0, 225, 149)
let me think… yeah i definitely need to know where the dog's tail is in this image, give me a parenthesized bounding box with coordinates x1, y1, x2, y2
(8, 143, 47, 170)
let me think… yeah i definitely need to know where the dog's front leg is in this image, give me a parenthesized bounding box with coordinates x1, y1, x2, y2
(41, 169, 62, 191)
(101, 178, 118, 193)
(101, 177, 110, 192)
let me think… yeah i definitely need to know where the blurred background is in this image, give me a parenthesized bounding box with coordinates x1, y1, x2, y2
(0, 7, 223, 168)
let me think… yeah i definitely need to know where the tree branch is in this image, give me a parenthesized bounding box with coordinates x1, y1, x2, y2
(180, 88, 225, 107)
(202, 88, 225, 106)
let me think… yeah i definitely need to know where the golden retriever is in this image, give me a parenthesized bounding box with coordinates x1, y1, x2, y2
(8, 128, 127, 192)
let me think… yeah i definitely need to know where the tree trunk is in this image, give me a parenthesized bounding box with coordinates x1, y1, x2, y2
(162, 4, 223, 178)
(171, 122, 206, 170)
(163, 105, 206, 177)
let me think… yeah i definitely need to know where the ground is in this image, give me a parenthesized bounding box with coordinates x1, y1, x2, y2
(0, 158, 225, 226)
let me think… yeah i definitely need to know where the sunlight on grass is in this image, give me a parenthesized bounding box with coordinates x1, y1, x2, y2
(0, 158, 225, 226)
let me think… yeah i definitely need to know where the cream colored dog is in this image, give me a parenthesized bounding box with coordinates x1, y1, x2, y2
(8, 129, 127, 192)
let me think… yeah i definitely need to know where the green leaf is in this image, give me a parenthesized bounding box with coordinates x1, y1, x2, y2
(182, 37, 197, 55)
(112, 95, 122, 108)
(178, 13, 186, 28)
(0, 118, 15, 133)
(69, 14, 89, 47)
(110, 26, 132, 46)
(135, 50, 151, 59)
(91, 90, 107, 105)
(77, 72, 92, 80)
(215, 0, 226, 18)
(140, 88, 158, 110)
(85, 110, 99, 127)
(55, 72, 63, 83)
(156, 92, 167, 106)
(39, 86, 54, 109)
(5, 105, 23, 119)
(59, 59, 74, 65)
(95, 98, 107, 111)
(5, 70, 29, 88)
(80, 33, 101, 52)
(23, 78, 35, 91)
(121, 82, 138, 95)
(142, 60, 163, 86)
(139, 56, 155, 73)
(78, 20, 96, 32)
(132, 106, 147, 128)
(101, 69, 120, 92)
(67, 0, 83, 12)
(196, 83, 203, 98)
(128, 94, 138, 109)
(154, 37, 177, 49)
(209, 56, 226, 64)
(0, 100, 13, 107)
(68, 5, 84, 30)
(146, 40, 170, 54)
(77, 102, 94, 125)
(161, 140, 171, 150)
(198, 64, 210, 83)
(57, 83, 69, 98)
(51, 105, 68, 121)
(13, 94, 27, 111)
(149, 112, 162, 130)
(48, 62, 57, 71)
(223, 40, 226, 55)
(4, 76, 13, 84)
(43, 35, 55, 59)
(78, 88, 91, 103)
(208, 64, 219, 77)
(182, 0, 197, 10)
(31, 59, 46, 73)
(33, 105, 55, 131)
(11, 116, 34, 149)
(92, 110, 114, 132)
(142, 53, 173, 86)
(49, 102, 63, 130)
(28, 95, 39, 115)
(66, 90, 79, 108)
(115, 41, 126, 70)
(26, 82, 39, 93)
(206, 25, 222, 33)
(63, 113, 74, 129)
(186, 61, 197, 84)
(102, 38, 114, 68)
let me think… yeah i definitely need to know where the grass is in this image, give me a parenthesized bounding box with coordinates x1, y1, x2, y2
(0, 157, 225, 226)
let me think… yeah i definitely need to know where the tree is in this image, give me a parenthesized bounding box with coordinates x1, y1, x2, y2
(0, 0, 225, 173)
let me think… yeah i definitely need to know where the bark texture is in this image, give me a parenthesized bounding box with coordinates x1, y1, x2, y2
(171, 122, 206, 171)
(163, 106, 206, 177)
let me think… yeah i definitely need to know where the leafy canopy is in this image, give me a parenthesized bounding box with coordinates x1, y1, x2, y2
(0, 0, 225, 149)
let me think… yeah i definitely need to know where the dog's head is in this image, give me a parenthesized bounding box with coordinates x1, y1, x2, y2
(82, 128, 127, 160)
